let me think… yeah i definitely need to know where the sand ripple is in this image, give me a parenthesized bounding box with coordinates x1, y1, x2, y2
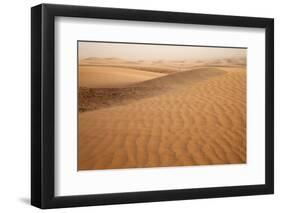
(78, 68, 246, 170)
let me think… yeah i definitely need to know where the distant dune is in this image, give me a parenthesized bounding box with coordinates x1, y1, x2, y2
(79, 57, 246, 73)
(78, 64, 246, 170)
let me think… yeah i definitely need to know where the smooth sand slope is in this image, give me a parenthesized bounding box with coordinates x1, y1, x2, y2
(80, 65, 166, 88)
(78, 67, 246, 170)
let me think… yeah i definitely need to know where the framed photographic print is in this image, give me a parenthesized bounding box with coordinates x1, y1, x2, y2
(31, 3, 274, 209)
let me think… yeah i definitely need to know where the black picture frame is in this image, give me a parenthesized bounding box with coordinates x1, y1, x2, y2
(31, 3, 274, 209)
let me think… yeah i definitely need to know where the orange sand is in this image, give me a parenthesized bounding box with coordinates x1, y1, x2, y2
(78, 65, 246, 170)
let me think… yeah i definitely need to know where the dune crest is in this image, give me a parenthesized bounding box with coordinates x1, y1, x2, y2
(79, 68, 226, 112)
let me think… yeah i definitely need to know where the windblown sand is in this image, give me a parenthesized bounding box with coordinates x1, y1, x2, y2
(78, 62, 246, 170)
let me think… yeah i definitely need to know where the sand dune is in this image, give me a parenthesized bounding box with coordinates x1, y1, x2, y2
(79, 66, 166, 88)
(78, 67, 246, 170)
(131, 67, 226, 89)
(79, 57, 246, 75)
(79, 68, 226, 112)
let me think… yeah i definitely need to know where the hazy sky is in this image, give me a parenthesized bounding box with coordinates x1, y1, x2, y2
(78, 41, 246, 61)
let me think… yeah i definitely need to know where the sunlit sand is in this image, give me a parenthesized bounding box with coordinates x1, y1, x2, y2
(78, 42, 247, 170)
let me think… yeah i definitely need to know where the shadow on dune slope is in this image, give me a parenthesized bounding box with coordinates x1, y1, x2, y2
(79, 68, 227, 112)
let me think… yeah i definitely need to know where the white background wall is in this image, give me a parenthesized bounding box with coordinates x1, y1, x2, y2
(0, 0, 279, 212)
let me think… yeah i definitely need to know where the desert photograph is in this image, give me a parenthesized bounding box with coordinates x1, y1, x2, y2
(78, 41, 247, 171)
